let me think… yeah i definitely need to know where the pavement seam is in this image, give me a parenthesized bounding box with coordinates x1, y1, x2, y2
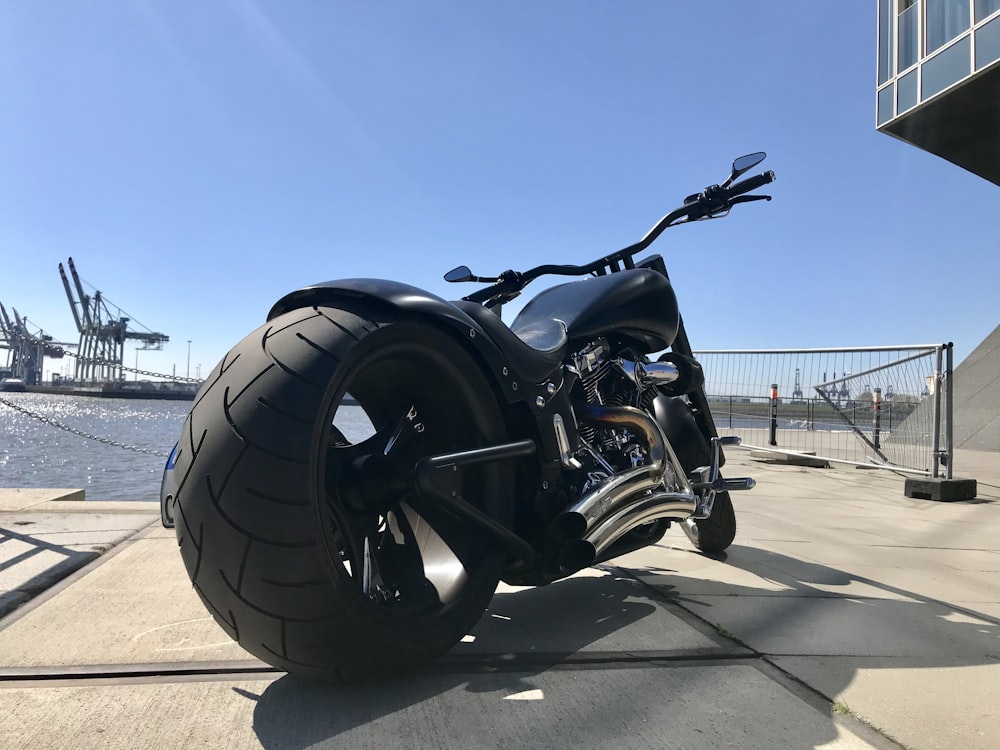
(601, 563, 760, 646)
(0, 649, 763, 687)
(610, 563, 910, 750)
(0, 516, 161, 630)
(0, 663, 277, 684)
(749, 656, 911, 750)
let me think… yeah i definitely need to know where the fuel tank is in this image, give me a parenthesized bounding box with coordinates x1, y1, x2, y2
(511, 268, 679, 353)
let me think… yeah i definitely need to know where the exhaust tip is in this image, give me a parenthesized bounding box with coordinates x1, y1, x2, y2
(549, 512, 587, 544)
(559, 540, 597, 573)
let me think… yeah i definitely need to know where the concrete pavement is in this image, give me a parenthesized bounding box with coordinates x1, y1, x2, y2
(0, 450, 997, 749)
(617, 448, 1000, 750)
(0, 489, 158, 618)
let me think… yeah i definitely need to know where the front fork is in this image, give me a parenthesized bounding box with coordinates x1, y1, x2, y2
(689, 435, 755, 517)
(680, 435, 755, 544)
(637, 254, 755, 544)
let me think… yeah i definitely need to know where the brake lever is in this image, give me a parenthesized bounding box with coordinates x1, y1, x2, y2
(448, 274, 500, 284)
(729, 194, 771, 205)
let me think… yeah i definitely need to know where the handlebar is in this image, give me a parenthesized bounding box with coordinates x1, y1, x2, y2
(728, 170, 775, 199)
(460, 163, 775, 307)
(464, 260, 614, 305)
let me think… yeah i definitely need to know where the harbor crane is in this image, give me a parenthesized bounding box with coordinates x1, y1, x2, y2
(0, 301, 72, 385)
(792, 367, 804, 403)
(58, 257, 168, 382)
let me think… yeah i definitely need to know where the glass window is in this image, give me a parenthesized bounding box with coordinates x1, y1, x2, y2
(926, 0, 970, 53)
(897, 69, 919, 111)
(922, 35, 972, 98)
(879, 0, 895, 83)
(877, 84, 896, 125)
(976, 0, 1000, 22)
(898, 1, 920, 70)
(975, 14, 1000, 68)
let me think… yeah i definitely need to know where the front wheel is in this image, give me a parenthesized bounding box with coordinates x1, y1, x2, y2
(659, 397, 738, 554)
(685, 490, 736, 554)
(172, 305, 512, 681)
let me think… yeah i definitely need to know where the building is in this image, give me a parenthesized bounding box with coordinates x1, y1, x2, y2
(876, 0, 1000, 185)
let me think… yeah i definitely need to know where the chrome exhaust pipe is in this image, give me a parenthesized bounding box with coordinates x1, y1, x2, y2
(549, 404, 667, 543)
(561, 490, 698, 570)
(549, 404, 698, 569)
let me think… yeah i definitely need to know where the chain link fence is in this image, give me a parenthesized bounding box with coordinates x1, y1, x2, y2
(0, 394, 170, 456)
(695, 344, 954, 475)
(65, 352, 203, 384)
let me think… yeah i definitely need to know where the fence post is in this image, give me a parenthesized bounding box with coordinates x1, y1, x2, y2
(769, 384, 778, 446)
(872, 387, 882, 450)
(932, 346, 943, 478)
(729, 395, 733, 428)
(946, 342, 954, 480)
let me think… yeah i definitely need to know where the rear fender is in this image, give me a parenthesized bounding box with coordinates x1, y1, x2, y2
(269, 278, 543, 406)
(269, 278, 576, 467)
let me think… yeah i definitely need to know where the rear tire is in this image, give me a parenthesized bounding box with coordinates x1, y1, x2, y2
(172, 305, 511, 681)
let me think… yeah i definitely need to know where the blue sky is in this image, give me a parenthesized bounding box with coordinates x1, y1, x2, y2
(2, 2, 997, 381)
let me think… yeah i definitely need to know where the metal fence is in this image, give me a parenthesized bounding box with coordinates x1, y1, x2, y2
(694, 345, 955, 476)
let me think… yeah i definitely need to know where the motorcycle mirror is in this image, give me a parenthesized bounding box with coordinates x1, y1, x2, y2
(724, 152, 766, 187)
(444, 266, 475, 283)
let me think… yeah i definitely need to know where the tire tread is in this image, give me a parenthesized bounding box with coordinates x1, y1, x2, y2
(173, 305, 507, 681)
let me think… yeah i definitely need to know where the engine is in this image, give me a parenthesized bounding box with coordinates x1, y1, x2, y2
(567, 340, 660, 492)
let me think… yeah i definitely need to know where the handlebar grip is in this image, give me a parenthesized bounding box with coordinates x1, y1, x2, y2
(728, 170, 775, 199)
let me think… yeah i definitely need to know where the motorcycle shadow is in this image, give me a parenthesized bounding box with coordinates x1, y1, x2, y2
(627, 542, 1000, 747)
(245, 570, 661, 749)
(244, 547, 1000, 749)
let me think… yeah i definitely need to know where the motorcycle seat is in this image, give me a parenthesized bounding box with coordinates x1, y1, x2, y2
(453, 300, 567, 383)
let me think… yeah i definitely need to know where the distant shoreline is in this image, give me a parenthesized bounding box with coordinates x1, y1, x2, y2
(25, 384, 197, 401)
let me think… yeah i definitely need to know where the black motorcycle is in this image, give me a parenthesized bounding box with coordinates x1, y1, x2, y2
(161, 153, 775, 681)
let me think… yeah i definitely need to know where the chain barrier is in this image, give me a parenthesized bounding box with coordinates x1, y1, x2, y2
(0, 394, 171, 457)
(64, 351, 203, 384)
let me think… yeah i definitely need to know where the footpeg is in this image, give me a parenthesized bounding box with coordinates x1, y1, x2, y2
(690, 435, 754, 518)
(718, 477, 755, 491)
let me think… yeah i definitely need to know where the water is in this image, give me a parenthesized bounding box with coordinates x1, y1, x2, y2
(0, 393, 375, 502)
(0, 393, 189, 501)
